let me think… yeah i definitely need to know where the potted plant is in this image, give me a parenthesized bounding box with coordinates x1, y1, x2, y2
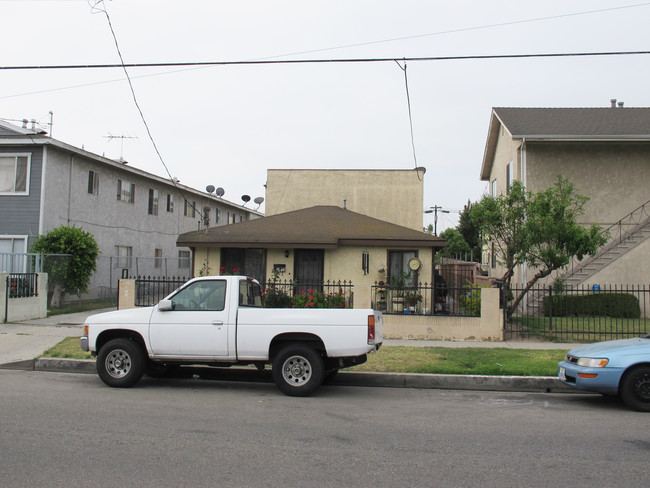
(404, 290, 423, 313)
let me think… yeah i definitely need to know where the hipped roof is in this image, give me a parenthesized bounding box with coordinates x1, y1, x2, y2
(177, 205, 445, 249)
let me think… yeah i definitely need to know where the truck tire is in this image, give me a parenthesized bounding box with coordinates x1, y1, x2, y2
(97, 338, 145, 388)
(619, 366, 650, 412)
(272, 344, 324, 397)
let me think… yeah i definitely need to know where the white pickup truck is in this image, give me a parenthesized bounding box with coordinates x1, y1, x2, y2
(81, 276, 383, 396)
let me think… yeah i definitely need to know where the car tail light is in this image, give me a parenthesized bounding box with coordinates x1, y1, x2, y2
(368, 315, 375, 344)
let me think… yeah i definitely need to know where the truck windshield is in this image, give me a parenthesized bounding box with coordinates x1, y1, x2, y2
(239, 279, 263, 308)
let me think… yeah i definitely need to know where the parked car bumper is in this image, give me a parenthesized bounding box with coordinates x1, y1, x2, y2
(558, 361, 624, 395)
(80, 336, 89, 352)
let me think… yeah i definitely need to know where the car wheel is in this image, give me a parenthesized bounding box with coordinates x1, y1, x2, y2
(619, 366, 650, 412)
(97, 338, 145, 388)
(272, 344, 324, 397)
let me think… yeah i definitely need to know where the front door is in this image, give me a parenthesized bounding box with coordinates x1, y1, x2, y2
(294, 249, 324, 289)
(149, 278, 231, 358)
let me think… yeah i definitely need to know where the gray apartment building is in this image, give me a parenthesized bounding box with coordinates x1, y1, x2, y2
(0, 119, 262, 299)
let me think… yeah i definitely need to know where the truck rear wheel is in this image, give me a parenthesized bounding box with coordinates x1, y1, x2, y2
(272, 344, 324, 397)
(97, 338, 145, 388)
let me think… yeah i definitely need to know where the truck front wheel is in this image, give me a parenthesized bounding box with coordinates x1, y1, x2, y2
(272, 345, 324, 397)
(97, 338, 145, 388)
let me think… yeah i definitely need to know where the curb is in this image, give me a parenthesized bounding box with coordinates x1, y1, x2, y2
(0, 358, 576, 394)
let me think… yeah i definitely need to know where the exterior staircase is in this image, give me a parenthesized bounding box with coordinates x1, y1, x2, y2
(561, 200, 650, 288)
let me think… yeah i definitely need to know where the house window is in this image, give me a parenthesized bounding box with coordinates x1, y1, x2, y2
(184, 200, 196, 218)
(178, 250, 191, 269)
(117, 179, 135, 203)
(214, 208, 220, 224)
(0, 155, 29, 194)
(148, 188, 159, 215)
(491, 242, 496, 269)
(154, 248, 163, 269)
(0, 237, 28, 272)
(221, 248, 265, 282)
(506, 162, 512, 195)
(388, 251, 417, 287)
(115, 245, 132, 268)
(87, 170, 99, 195)
(166, 194, 174, 213)
(491, 179, 497, 197)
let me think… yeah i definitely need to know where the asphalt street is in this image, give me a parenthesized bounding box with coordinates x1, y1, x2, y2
(2, 369, 648, 488)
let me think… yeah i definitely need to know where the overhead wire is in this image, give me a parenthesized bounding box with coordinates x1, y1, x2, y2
(88, 0, 204, 220)
(3, 50, 650, 71)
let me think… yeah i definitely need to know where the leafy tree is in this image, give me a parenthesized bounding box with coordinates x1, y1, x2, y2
(470, 176, 607, 318)
(438, 228, 470, 258)
(457, 200, 481, 261)
(31, 226, 100, 306)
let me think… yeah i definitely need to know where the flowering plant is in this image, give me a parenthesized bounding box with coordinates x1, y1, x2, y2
(404, 290, 423, 305)
(291, 288, 347, 308)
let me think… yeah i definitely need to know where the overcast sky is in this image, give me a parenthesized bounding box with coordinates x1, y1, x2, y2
(3, 0, 649, 232)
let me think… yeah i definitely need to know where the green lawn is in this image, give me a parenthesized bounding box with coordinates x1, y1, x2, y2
(43, 338, 567, 376)
(47, 298, 116, 317)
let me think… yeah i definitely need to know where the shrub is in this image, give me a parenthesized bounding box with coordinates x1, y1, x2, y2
(543, 293, 640, 318)
(262, 286, 292, 308)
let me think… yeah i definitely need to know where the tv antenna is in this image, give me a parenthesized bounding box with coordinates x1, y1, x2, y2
(103, 132, 138, 161)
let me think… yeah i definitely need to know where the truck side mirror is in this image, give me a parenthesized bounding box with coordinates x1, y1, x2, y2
(158, 299, 174, 311)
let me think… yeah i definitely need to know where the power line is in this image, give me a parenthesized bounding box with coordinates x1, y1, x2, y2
(3, 50, 649, 71)
(90, 0, 204, 219)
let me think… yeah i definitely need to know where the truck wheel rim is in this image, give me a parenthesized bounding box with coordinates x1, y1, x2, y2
(105, 349, 132, 378)
(281, 355, 311, 386)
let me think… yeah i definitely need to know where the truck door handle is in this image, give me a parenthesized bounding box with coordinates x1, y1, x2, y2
(212, 320, 223, 326)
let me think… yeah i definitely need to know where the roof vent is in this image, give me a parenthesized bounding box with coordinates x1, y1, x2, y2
(618, 101, 624, 108)
(610, 99, 617, 108)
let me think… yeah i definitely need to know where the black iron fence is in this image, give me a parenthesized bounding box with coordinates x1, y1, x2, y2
(133, 275, 189, 307)
(263, 280, 354, 308)
(6, 273, 38, 298)
(505, 284, 650, 342)
(371, 282, 482, 317)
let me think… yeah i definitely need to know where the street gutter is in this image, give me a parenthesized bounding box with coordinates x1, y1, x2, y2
(0, 358, 575, 393)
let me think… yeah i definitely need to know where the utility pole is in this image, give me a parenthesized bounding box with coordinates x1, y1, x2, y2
(425, 205, 450, 236)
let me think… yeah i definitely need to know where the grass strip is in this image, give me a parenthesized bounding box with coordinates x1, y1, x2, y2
(350, 346, 566, 376)
(43, 338, 566, 376)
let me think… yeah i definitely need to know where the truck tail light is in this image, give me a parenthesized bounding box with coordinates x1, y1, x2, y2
(368, 315, 375, 344)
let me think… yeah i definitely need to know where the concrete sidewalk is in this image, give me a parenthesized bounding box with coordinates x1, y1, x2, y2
(0, 308, 579, 393)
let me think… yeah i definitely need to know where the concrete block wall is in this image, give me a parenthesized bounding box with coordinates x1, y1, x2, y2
(1, 272, 48, 322)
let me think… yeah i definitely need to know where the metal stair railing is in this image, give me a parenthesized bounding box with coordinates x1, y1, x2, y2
(563, 199, 650, 285)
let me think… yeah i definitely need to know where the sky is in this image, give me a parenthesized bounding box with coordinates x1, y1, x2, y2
(3, 0, 650, 232)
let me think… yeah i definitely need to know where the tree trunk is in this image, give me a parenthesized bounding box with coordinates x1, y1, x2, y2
(50, 284, 62, 309)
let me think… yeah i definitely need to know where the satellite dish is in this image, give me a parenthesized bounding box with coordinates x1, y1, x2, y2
(241, 195, 251, 203)
(216, 187, 225, 197)
(206, 185, 215, 194)
(253, 197, 264, 205)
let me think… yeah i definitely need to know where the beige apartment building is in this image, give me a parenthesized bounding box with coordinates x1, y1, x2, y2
(480, 105, 650, 287)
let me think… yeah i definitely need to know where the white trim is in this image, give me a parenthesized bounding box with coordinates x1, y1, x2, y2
(0, 152, 31, 195)
(39, 146, 48, 235)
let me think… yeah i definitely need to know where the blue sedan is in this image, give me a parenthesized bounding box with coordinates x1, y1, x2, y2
(558, 336, 650, 411)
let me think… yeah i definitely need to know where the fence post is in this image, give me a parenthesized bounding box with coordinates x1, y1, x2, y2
(118, 279, 136, 310)
(548, 286, 553, 339)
